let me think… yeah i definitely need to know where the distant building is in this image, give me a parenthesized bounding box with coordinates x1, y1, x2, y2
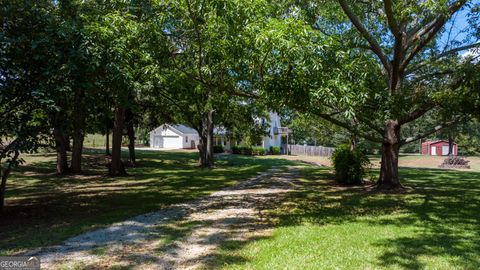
(421, 140, 457, 156)
(261, 112, 291, 150)
(213, 126, 232, 150)
(149, 124, 199, 149)
(149, 112, 291, 150)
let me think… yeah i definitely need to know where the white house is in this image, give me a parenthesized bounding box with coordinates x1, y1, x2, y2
(217, 112, 290, 150)
(149, 112, 290, 150)
(261, 112, 287, 149)
(213, 126, 232, 150)
(149, 124, 199, 149)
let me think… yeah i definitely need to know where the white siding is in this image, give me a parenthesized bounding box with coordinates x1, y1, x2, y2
(262, 112, 282, 149)
(149, 124, 199, 149)
(182, 134, 199, 149)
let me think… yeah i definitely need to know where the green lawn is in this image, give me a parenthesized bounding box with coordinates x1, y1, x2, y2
(3, 151, 479, 269)
(212, 167, 480, 270)
(0, 149, 295, 255)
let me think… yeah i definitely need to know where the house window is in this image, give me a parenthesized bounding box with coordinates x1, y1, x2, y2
(186, 136, 188, 142)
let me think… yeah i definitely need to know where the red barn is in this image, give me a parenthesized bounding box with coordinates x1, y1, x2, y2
(421, 140, 457, 156)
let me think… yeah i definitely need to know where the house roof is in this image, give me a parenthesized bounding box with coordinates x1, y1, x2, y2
(152, 124, 230, 136)
(168, 124, 198, 135)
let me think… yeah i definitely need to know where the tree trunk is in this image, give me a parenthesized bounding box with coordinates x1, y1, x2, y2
(65, 135, 72, 152)
(198, 110, 214, 168)
(0, 151, 19, 214)
(70, 130, 84, 173)
(53, 127, 69, 174)
(109, 107, 126, 176)
(125, 109, 136, 167)
(70, 89, 85, 174)
(105, 128, 110, 156)
(0, 168, 8, 214)
(377, 120, 402, 190)
(350, 133, 357, 150)
(448, 133, 454, 156)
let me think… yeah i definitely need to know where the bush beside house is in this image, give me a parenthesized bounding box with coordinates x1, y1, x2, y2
(270, 146, 281, 155)
(231, 145, 268, 156)
(252, 147, 267, 156)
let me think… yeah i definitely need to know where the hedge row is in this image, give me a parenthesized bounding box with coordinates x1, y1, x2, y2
(213, 145, 283, 155)
(231, 145, 282, 156)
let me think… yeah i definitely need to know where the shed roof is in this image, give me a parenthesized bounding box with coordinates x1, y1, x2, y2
(422, 140, 457, 145)
(168, 124, 198, 135)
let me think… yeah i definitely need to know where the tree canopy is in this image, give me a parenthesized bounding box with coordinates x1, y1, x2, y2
(248, 0, 480, 188)
(0, 0, 479, 211)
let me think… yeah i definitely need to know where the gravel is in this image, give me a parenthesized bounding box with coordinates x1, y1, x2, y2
(26, 167, 300, 269)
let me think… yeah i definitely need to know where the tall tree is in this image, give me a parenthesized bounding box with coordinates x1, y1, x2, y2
(335, 0, 479, 188)
(85, 1, 169, 175)
(0, 0, 54, 211)
(253, 0, 479, 189)
(88, 11, 137, 176)
(145, 0, 279, 168)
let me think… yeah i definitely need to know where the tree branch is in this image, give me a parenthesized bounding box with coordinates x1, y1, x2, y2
(185, 0, 204, 82)
(399, 104, 435, 125)
(400, 119, 460, 145)
(312, 111, 384, 143)
(438, 42, 480, 59)
(338, 0, 391, 74)
(401, 0, 467, 72)
(356, 114, 384, 135)
(383, 0, 401, 38)
(406, 43, 480, 74)
(229, 89, 259, 99)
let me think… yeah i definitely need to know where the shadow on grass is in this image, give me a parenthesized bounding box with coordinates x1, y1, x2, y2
(207, 167, 480, 269)
(5, 151, 479, 269)
(0, 149, 295, 255)
(42, 165, 294, 269)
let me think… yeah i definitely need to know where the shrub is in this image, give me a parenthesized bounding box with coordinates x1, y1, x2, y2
(240, 145, 253, 155)
(231, 145, 267, 156)
(270, 146, 281, 155)
(252, 147, 267, 156)
(213, 145, 224, 153)
(331, 144, 370, 185)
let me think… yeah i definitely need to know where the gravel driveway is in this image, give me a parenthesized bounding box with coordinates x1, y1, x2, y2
(26, 166, 301, 269)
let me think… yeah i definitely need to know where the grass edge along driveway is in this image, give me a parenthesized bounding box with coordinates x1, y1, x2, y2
(211, 166, 480, 270)
(0, 149, 297, 255)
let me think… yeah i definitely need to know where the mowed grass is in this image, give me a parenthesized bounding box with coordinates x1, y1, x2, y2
(212, 167, 480, 270)
(0, 149, 295, 255)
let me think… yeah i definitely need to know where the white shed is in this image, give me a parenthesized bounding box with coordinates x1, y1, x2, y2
(149, 124, 199, 149)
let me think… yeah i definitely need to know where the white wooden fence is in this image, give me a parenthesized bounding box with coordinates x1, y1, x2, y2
(286, 144, 335, 157)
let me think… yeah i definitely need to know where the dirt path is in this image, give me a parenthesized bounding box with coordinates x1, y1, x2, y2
(27, 167, 301, 269)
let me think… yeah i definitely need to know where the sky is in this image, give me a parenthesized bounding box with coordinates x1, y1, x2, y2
(439, 0, 480, 51)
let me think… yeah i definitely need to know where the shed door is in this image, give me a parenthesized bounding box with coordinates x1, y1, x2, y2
(163, 136, 181, 148)
(442, 145, 449, 155)
(431, 146, 436, 155)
